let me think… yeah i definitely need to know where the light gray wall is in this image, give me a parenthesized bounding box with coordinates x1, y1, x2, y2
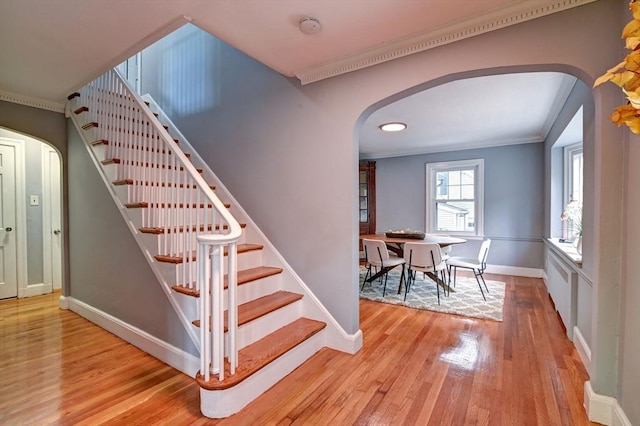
(373, 143, 545, 268)
(0, 101, 69, 292)
(141, 24, 360, 332)
(619, 128, 639, 426)
(67, 125, 198, 355)
(24, 138, 44, 285)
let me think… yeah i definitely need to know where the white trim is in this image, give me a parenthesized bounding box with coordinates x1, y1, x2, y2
(584, 382, 633, 426)
(200, 330, 324, 418)
(485, 264, 544, 278)
(541, 75, 577, 139)
(0, 91, 65, 113)
(0, 137, 28, 299)
(66, 296, 200, 377)
(572, 325, 591, 372)
(42, 144, 53, 288)
(18, 282, 53, 298)
(426, 159, 484, 236)
(295, 0, 597, 84)
(58, 294, 69, 309)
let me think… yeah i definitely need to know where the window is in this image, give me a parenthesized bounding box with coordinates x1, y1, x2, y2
(426, 159, 484, 235)
(563, 143, 583, 239)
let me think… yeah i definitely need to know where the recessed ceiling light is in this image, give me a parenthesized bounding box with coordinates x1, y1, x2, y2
(379, 122, 407, 132)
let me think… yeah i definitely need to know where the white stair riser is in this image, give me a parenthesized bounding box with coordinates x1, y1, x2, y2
(200, 330, 325, 418)
(228, 300, 302, 352)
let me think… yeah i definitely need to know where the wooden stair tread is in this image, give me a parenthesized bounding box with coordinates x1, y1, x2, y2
(140, 223, 247, 234)
(196, 318, 326, 390)
(92, 139, 190, 157)
(155, 244, 264, 264)
(112, 179, 215, 190)
(101, 158, 202, 173)
(191, 290, 303, 329)
(171, 266, 283, 298)
(124, 202, 230, 209)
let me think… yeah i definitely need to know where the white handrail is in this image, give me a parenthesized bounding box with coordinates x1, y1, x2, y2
(75, 69, 241, 382)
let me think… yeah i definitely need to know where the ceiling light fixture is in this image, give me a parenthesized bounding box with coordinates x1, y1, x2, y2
(299, 17, 321, 35)
(379, 122, 407, 132)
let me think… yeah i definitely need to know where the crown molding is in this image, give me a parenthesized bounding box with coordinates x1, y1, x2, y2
(0, 91, 65, 113)
(295, 0, 598, 85)
(541, 74, 577, 138)
(360, 135, 544, 160)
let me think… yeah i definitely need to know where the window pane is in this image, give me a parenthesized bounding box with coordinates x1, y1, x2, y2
(449, 170, 461, 185)
(359, 171, 367, 183)
(461, 169, 474, 185)
(449, 185, 461, 199)
(360, 183, 367, 197)
(436, 172, 448, 199)
(461, 184, 474, 199)
(435, 201, 475, 232)
(360, 210, 368, 222)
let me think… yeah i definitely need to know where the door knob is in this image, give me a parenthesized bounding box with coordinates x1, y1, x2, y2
(0, 227, 12, 232)
(53, 229, 61, 235)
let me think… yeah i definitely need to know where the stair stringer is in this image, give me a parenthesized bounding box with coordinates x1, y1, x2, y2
(68, 109, 202, 355)
(144, 95, 364, 356)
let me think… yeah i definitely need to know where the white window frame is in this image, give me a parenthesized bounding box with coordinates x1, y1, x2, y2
(563, 142, 583, 207)
(426, 159, 484, 236)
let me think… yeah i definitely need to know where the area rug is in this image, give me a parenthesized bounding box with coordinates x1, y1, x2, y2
(359, 266, 506, 321)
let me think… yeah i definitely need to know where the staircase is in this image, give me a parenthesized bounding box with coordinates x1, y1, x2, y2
(67, 69, 359, 418)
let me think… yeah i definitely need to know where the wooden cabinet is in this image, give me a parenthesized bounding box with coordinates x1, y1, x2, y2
(359, 161, 376, 236)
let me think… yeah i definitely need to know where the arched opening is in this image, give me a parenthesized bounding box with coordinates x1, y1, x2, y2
(0, 127, 63, 299)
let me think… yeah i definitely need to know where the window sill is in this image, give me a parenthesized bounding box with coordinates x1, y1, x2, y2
(545, 238, 582, 267)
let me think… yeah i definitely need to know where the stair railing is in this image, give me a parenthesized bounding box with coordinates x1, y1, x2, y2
(76, 69, 242, 381)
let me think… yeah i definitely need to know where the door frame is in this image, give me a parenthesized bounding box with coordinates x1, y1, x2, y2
(0, 137, 28, 297)
(42, 144, 62, 291)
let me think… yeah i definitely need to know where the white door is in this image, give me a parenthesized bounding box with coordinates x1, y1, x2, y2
(0, 143, 18, 299)
(42, 146, 62, 290)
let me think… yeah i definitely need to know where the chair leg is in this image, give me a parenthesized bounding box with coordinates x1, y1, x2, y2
(474, 269, 487, 301)
(361, 265, 371, 290)
(382, 271, 388, 296)
(480, 272, 489, 293)
(435, 272, 440, 305)
(453, 266, 457, 288)
(404, 269, 413, 301)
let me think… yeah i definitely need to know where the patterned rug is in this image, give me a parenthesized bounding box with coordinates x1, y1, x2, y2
(359, 266, 506, 321)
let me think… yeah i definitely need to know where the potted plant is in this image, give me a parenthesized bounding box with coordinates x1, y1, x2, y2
(561, 200, 583, 254)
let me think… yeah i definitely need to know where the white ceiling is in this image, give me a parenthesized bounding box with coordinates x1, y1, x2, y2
(0, 0, 590, 154)
(359, 72, 580, 158)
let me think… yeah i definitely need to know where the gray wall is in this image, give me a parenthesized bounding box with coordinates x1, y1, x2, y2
(67, 125, 198, 355)
(373, 143, 545, 269)
(24, 137, 44, 285)
(619, 126, 639, 425)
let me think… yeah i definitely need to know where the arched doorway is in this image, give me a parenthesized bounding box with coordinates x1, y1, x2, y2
(0, 127, 62, 299)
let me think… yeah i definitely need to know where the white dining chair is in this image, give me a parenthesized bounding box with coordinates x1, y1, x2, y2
(402, 242, 447, 304)
(446, 238, 492, 300)
(361, 239, 406, 296)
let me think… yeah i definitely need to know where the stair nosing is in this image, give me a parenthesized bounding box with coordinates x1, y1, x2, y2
(196, 318, 326, 390)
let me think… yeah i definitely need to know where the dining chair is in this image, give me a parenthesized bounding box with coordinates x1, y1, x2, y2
(402, 242, 447, 304)
(361, 238, 406, 297)
(446, 238, 492, 300)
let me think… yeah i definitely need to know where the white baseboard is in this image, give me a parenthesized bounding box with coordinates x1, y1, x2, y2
(59, 295, 69, 309)
(486, 264, 545, 278)
(584, 382, 633, 426)
(572, 326, 591, 372)
(18, 282, 53, 298)
(66, 297, 200, 377)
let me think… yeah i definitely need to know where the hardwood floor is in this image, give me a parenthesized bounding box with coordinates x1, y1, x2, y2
(0, 274, 596, 425)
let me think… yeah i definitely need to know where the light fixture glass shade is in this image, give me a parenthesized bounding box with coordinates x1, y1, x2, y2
(379, 122, 407, 132)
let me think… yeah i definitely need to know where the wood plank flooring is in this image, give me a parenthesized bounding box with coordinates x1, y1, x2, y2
(0, 274, 596, 425)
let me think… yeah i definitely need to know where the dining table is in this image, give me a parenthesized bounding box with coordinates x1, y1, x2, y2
(360, 233, 467, 294)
